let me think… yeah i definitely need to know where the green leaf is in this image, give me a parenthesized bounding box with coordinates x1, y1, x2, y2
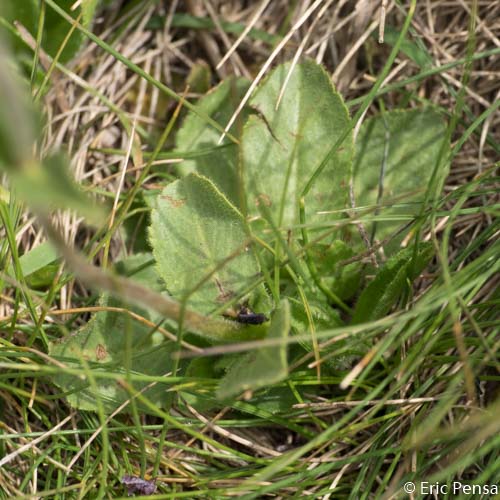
(289, 294, 342, 334)
(0, 48, 40, 171)
(81, 0, 100, 26)
(382, 26, 433, 69)
(242, 60, 353, 228)
(2, 0, 98, 63)
(17, 241, 58, 277)
(168, 13, 280, 45)
(14, 153, 103, 221)
(288, 294, 361, 371)
(351, 243, 434, 324)
(308, 240, 361, 301)
(25, 263, 60, 289)
(353, 108, 449, 244)
(176, 77, 250, 206)
(49, 253, 176, 414)
(0, 1, 39, 54)
(121, 195, 152, 254)
(42, 0, 91, 63)
(186, 60, 212, 95)
(0, 47, 103, 221)
(245, 386, 302, 414)
(149, 173, 269, 316)
(216, 300, 290, 400)
(180, 357, 224, 412)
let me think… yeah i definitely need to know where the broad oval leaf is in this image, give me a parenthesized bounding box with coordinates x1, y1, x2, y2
(176, 77, 250, 206)
(242, 60, 353, 228)
(353, 108, 449, 244)
(149, 173, 269, 315)
(49, 253, 176, 414)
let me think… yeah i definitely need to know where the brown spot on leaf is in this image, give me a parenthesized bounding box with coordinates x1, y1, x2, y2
(161, 194, 186, 208)
(95, 343, 107, 361)
(255, 193, 272, 207)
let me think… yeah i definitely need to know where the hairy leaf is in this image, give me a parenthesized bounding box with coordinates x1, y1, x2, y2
(351, 243, 434, 324)
(309, 240, 361, 300)
(49, 253, 175, 413)
(149, 173, 269, 315)
(353, 108, 448, 244)
(176, 77, 250, 206)
(242, 60, 353, 228)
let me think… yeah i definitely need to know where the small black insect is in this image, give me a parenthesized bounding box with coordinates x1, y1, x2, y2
(236, 307, 269, 325)
(224, 305, 269, 325)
